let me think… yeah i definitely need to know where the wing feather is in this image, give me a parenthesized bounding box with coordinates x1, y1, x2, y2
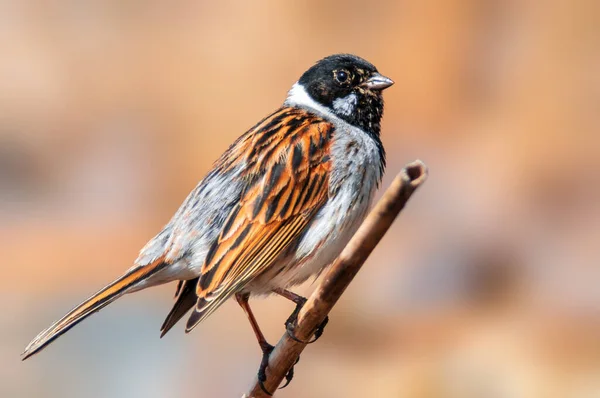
(185, 107, 333, 331)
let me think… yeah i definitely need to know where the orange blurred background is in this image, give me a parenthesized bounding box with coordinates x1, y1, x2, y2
(2, 1, 599, 397)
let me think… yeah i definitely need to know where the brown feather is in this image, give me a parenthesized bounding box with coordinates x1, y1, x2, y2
(185, 108, 334, 331)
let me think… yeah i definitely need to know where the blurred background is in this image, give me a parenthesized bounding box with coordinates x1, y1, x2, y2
(2, 1, 599, 397)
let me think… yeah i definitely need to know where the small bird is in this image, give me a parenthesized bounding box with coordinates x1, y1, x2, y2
(22, 54, 393, 390)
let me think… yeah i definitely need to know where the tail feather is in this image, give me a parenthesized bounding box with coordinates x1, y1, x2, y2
(22, 258, 167, 360)
(160, 278, 198, 338)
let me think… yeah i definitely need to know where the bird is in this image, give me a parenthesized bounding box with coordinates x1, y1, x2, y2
(22, 53, 393, 391)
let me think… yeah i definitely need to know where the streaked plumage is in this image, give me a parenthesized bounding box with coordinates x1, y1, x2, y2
(23, 54, 393, 387)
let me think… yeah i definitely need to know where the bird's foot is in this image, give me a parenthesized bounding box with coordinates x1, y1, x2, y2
(257, 342, 299, 394)
(283, 295, 307, 330)
(284, 296, 329, 344)
(257, 342, 274, 395)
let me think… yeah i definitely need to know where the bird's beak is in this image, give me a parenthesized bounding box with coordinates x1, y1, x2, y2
(361, 73, 394, 91)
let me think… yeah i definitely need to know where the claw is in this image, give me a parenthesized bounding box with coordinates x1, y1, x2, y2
(278, 356, 300, 389)
(257, 343, 300, 393)
(255, 288, 327, 390)
(282, 294, 329, 344)
(258, 343, 274, 396)
(286, 315, 329, 344)
(313, 316, 329, 341)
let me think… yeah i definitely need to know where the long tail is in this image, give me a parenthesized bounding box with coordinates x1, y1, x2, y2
(22, 258, 167, 360)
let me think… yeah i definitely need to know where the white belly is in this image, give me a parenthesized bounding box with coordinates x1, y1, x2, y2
(285, 185, 373, 285)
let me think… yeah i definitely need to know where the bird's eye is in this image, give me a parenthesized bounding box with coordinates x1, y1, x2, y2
(334, 70, 349, 84)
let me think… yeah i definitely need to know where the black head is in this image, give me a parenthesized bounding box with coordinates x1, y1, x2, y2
(292, 54, 393, 135)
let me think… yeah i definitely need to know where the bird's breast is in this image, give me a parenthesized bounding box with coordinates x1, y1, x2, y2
(273, 124, 384, 288)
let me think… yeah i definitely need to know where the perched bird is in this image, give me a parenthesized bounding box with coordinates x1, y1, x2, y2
(22, 53, 393, 390)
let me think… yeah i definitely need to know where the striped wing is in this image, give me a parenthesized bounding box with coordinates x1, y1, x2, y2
(185, 107, 334, 331)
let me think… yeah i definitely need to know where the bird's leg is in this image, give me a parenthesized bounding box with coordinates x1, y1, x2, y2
(235, 293, 297, 394)
(235, 293, 273, 392)
(273, 288, 307, 328)
(272, 288, 329, 344)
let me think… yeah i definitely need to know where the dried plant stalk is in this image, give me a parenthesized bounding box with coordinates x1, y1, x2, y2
(245, 160, 428, 397)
